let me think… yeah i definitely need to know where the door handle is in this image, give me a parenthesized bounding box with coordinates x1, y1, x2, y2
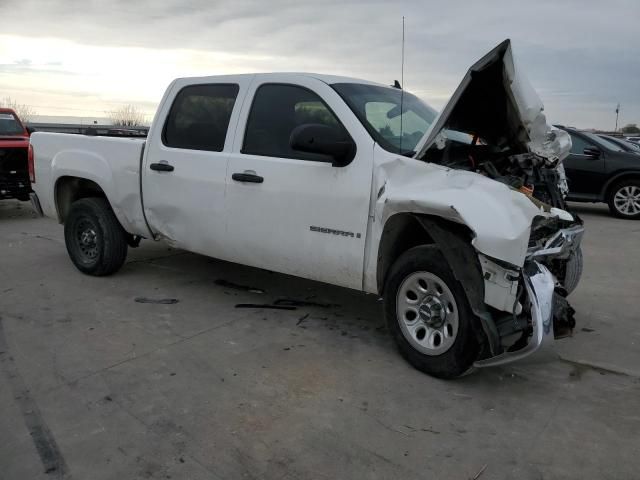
(232, 171, 264, 183)
(150, 162, 174, 172)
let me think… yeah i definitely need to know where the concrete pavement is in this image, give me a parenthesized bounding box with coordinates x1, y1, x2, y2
(1, 199, 639, 480)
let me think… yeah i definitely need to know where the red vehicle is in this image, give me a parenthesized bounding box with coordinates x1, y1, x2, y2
(0, 108, 32, 201)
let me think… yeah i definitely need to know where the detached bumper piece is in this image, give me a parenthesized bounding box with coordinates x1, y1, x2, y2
(475, 261, 568, 368)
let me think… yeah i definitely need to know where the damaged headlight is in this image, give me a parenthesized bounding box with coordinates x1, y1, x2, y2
(527, 215, 584, 260)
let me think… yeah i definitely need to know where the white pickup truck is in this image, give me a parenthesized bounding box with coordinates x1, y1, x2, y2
(30, 40, 584, 378)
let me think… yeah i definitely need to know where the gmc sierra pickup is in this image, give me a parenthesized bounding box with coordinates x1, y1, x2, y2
(30, 40, 584, 378)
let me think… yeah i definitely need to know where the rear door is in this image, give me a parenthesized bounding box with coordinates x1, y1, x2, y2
(224, 76, 374, 289)
(141, 76, 252, 258)
(563, 131, 606, 197)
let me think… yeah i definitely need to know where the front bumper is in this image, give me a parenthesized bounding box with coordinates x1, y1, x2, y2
(474, 261, 556, 368)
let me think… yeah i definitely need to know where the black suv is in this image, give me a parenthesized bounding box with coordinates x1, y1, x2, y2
(557, 127, 640, 219)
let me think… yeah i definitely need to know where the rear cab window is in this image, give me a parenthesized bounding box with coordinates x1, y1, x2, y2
(0, 112, 25, 136)
(162, 84, 239, 151)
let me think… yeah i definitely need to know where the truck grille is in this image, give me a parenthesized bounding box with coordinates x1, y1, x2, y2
(0, 147, 31, 199)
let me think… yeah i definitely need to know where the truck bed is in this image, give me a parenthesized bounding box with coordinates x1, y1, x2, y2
(30, 132, 150, 237)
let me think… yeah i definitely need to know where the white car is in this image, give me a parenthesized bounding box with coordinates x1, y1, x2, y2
(29, 40, 583, 378)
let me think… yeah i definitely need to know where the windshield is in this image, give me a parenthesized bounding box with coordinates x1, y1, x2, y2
(0, 112, 25, 136)
(332, 83, 437, 155)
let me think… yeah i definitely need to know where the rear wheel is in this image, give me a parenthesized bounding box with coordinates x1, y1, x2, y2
(384, 245, 480, 379)
(64, 197, 128, 276)
(607, 179, 640, 219)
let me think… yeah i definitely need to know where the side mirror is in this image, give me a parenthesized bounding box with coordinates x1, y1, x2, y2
(26, 126, 35, 135)
(583, 146, 601, 157)
(290, 124, 356, 167)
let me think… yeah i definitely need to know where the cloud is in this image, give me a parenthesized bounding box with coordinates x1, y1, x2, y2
(0, 0, 638, 128)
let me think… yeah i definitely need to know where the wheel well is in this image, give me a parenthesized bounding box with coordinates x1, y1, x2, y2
(376, 214, 476, 295)
(603, 173, 640, 200)
(55, 176, 107, 223)
(377, 214, 435, 294)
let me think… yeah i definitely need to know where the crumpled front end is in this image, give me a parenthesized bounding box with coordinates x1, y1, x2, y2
(370, 150, 584, 367)
(367, 38, 586, 367)
(475, 261, 557, 367)
(473, 228, 583, 368)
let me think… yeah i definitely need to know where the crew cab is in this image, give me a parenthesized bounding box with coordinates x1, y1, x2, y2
(0, 108, 32, 201)
(30, 40, 584, 378)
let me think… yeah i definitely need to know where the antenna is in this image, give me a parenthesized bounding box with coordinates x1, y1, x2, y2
(399, 16, 405, 153)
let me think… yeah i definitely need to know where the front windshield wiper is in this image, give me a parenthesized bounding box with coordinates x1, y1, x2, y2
(400, 150, 416, 158)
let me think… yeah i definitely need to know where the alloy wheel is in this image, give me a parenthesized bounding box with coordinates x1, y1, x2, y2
(613, 185, 640, 216)
(396, 271, 459, 356)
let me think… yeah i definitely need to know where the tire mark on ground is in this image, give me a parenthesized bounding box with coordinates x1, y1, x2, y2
(0, 316, 69, 478)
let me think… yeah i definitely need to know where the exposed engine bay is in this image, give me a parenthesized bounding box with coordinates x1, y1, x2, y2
(426, 134, 569, 209)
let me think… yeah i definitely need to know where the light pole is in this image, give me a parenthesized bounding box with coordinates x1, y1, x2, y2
(615, 103, 620, 132)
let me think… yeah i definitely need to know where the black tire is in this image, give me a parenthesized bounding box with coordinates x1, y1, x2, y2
(562, 246, 583, 295)
(383, 245, 480, 379)
(64, 197, 128, 276)
(607, 179, 640, 219)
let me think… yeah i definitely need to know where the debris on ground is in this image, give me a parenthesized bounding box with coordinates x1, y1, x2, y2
(134, 297, 179, 304)
(471, 464, 487, 480)
(235, 304, 297, 310)
(274, 298, 339, 308)
(296, 314, 309, 326)
(214, 279, 265, 294)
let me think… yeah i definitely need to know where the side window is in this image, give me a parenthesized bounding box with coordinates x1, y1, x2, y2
(569, 133, 590, 155)
(242, 84, 349, 161)
(163, 84, 239, 151)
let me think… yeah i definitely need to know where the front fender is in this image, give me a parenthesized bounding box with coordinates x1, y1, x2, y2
(375, 157, 546, 268)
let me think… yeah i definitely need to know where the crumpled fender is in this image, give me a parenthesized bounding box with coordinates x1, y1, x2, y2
(374, 157, 557, 268)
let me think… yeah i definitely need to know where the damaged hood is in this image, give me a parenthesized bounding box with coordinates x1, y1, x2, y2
(413, 39, 570, 164)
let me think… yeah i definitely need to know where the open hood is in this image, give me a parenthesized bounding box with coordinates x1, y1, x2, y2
(413, 39, 569, 164)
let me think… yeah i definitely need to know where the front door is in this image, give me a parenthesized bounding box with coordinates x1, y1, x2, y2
(141, 77, 251, 258)
(563, 131, 606, 197)
(224, 77, 374, 289)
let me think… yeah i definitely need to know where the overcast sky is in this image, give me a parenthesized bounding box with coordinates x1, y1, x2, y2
(0, 0, 638, 129)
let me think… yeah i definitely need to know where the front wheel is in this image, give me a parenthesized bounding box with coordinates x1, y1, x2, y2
(560, 246, 583, 295)
(607, 179, 640, 219)
(64, 197, 128, 276)
(384, 245, 480, 379)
